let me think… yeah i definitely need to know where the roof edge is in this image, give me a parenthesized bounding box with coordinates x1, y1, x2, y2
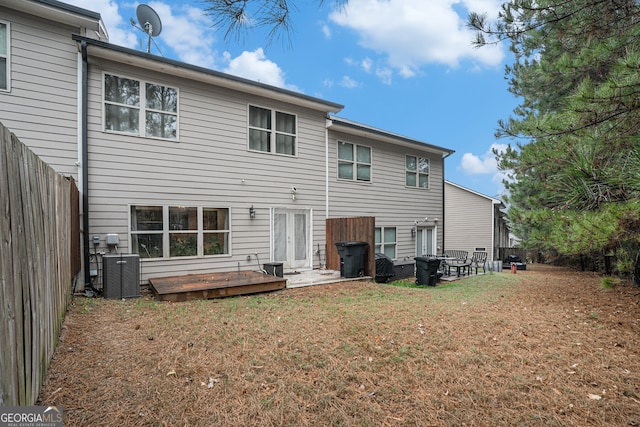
(6, 0, 102, 31)
(73, 35, 344, 114)
(445, 180, 506, 207)
(329, 116, 454, 156)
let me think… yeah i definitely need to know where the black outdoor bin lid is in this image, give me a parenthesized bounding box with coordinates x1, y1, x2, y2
(335, 241, 368, 246)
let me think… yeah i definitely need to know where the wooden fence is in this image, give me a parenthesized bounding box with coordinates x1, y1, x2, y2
(0, 122, 80, 406)
(326, 216, 375, 277)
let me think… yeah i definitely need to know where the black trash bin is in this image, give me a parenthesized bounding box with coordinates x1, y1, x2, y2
(375, 253, 395, 283)
(335, 241, 369, 278)
(415, 256, 441, 286)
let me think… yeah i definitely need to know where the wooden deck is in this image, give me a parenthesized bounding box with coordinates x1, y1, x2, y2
(148, 270, 287, 302)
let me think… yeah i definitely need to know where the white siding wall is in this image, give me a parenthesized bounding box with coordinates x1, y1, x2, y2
(86, 59, 330, 282)
(444, 183, 494, 261)
(0, 7, 80, 178)
(328, 131, 445, 261)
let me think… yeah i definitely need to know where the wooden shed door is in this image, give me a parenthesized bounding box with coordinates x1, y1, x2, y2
(273, 209, 310, 270)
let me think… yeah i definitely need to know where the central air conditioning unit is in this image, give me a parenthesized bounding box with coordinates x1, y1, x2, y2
(102, 254, 141, 299)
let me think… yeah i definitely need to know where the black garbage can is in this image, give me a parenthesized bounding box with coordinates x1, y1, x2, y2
(415, 256, 441, 286)
(335, 241, 369, 278)
(375, 253, 395, 283)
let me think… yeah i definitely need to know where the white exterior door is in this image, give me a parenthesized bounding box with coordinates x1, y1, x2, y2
(273, 208, 311, 270)
(416, 227, 436, 256)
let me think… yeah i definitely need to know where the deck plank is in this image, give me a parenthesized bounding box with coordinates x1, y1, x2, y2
(149, 271, 286, 302)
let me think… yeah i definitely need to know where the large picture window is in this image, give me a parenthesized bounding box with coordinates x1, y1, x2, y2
(375, 227, 397, 259)
(130, 206, 229, 258)
(0, 21, 9, 91)
(406, 155, 429, 188)
(104, 74, 178, 140)
(338, 141, 371, 182)
(248, 105, 296, 155)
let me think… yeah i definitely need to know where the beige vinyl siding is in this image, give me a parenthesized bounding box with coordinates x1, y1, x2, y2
(328, 130, 445, 260)
(444, 182, 494, 261)
(0, 7, 80, 177)
(85, 59, 330, 282)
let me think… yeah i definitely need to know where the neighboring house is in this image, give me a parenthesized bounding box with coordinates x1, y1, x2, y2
(2, 0, 454, 286)
(444, 181, 509, 262)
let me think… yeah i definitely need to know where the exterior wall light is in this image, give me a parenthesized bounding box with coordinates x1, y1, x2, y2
(249, 205, 255, 219)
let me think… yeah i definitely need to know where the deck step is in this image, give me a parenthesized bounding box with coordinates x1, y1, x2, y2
(148, 271, 286, 302)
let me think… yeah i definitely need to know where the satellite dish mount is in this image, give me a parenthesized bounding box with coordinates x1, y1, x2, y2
(133, 4, 162, 54)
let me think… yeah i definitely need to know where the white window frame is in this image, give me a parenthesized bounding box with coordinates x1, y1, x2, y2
(0, 21, 10, 92)
(247, 104, 298, 156)
(103, 72, 179, 141)
(337, 141, 372, 182)
(129, 205, 231, 259)
(375, 226, 397, 260)
(405, 155, 430, 189)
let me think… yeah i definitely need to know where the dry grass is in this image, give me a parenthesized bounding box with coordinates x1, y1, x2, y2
(39, 264, 640, 426)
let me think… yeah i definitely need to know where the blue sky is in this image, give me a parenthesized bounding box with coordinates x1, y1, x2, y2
(68, 0, 519, 199)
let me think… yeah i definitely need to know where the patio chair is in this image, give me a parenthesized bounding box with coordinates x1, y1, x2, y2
(470, 251, 488, 274)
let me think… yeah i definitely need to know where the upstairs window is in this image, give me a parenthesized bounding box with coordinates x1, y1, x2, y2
(0, 21, 9, 91)
(406, 155, 429, 188)
(104, 74, 178, 140)
(248, 105, 296, 155)
(338, 141, 371, 182)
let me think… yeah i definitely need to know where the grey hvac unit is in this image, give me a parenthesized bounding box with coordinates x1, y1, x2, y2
(102, 254, 140, 299)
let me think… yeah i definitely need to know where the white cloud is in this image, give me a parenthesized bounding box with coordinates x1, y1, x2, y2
(66, 0, 137, 48)
(375, 67, 393, 85)
(459, 143, 507, 175)
(147, 2, 217, 68)
(339, 75, 360, 89)
(459, 143, 510, 196)
(222, 48, 296, 90)
(329, 0, 505, 76)
(361, 57, 373, 73)
(322, 23, 332, 38)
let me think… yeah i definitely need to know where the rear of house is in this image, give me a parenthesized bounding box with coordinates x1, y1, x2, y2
(79, 38, 454, 283)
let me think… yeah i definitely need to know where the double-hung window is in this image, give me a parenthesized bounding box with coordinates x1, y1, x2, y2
(0, 21, 9, 91)
(248, 105, 297, 155)
(104, 74, 178, 140)
(130, 206, 229, 258)
(406, 155, 429, 188)
(338, 141, 371, 182)
(375, 227, 397, 259)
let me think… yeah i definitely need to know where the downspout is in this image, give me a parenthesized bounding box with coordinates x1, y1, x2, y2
(80, 41, 90, 287)
(441, 152, 452, 255)
(325, 118, 332, 219)
(491, 202, 496, 262)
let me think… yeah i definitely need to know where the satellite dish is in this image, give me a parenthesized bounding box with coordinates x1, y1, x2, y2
(135, 4, 162, 53)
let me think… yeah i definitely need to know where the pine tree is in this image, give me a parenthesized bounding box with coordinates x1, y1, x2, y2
(469, 0, 640, 274)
